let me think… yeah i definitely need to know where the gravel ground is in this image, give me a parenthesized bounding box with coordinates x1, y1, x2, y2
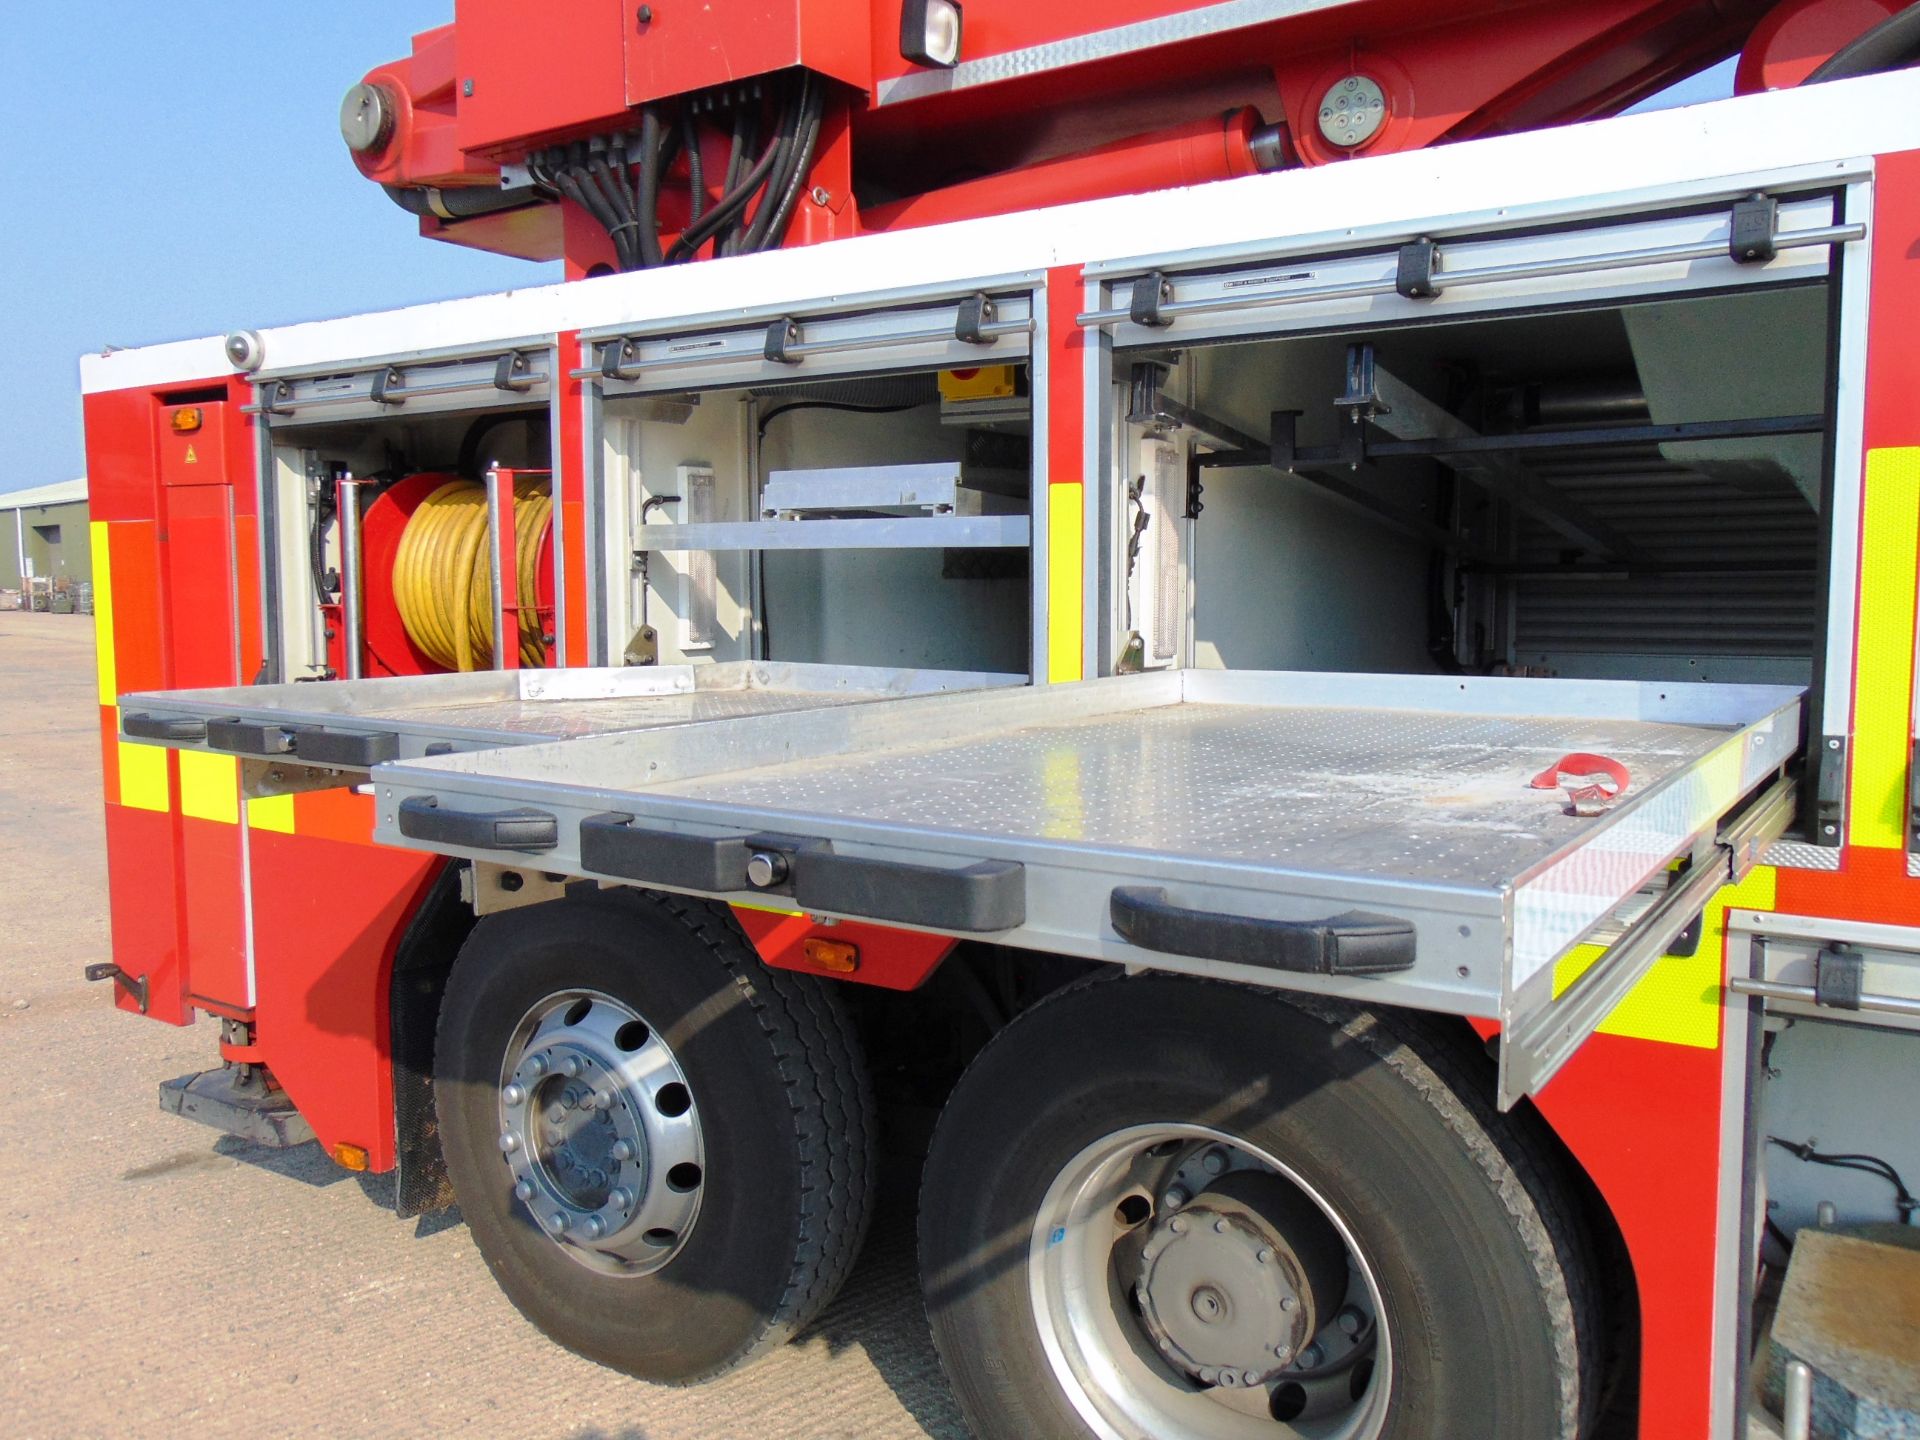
(0, 611, 964, 1440)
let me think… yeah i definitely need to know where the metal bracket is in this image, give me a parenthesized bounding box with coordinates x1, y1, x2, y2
(1813, 945, 1864, 1011)
(1730, 193, 1779, 265)
(1815, 735, 1846, 847)
(955, 292, 999, 345)
(256, 379, 293, 416)
(1907, 738, 1920, 854)
(492, 349, 535, 393)
(600, 338, 637, 380)
(84, 962, 148, 1015)
(369, 365, 406, 407)
(1396, 237, 1439, 299)
(1129, 272, 1175, 328)
(1124, 362, 1178, 429)
(764, 316, 804, 364)
(1184, 449, 1205, 520)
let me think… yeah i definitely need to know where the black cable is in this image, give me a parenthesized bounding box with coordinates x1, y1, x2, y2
(551, 160, 629, 271)
(741, 74, 808, 253)
(755, 398, 923, 439)
(1767, 1136, 1919, 1223)
(635, 108, 667, 268)
(681, 111, 706, 227)
(666, 123, 785, 262)
(588, 152, 642, 272)
(721, 97, 751, 197)
(755, 74, 824, 252)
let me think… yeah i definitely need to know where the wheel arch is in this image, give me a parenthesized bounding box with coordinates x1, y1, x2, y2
(387, 859, 475, 1216)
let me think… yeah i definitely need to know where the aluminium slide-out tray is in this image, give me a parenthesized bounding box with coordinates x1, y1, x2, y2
(358, 668, 1802, 1107)
(118, 662, 1023, 771)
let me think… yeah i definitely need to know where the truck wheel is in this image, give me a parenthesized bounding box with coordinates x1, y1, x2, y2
(435, 888, 873, 1383)
(920, 976, 1600, 1439)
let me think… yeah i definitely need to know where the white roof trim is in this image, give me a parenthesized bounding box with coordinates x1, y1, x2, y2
(0, 478, 87, 510)
(79, 69, 1920, 396)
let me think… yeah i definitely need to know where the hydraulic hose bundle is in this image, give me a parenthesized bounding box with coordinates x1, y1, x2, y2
(526, 70, 824, 271)
(391, 477, 552, 670)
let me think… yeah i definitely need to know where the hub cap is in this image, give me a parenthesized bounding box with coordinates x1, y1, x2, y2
(1030, 1125, 1390, 1439)
(498, 990, 703, 1277)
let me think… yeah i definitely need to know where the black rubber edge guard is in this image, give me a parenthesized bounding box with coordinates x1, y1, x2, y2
(793, 853, 1025, 933)
(205, 718, 292, 755)
(121, 712, 208, 743)
(287, 725, 399, 768)
(578, 813, 752, 891)
(397, 795, 558, 853)
(1109, 887, 1416, 975)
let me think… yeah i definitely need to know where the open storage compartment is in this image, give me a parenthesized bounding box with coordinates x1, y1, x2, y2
(1071, 186, 1864, 1095)
(586, 289, 1039, 677)
(250, 344, 563, 684)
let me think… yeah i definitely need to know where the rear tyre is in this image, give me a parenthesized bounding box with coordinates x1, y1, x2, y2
(435, 888, 873, 1383)
(920, 975, 1602, 1439)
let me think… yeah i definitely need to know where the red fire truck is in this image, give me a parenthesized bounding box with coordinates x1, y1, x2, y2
(83, 3, 1920, 1436)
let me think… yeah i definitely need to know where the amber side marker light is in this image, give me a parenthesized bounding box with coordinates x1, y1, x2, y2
(331, 1142, 371, 1171)
(802, 938, 860, 974)
(170, 407, 204, 434)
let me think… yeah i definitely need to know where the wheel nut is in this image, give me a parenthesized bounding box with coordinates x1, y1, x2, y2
(1302, 1344, 1324, 1368)
(1280, 1295, 1297, 1312)
(610, 1141, 633, 1162)
(609, 1187, 633, 1210)
(1242, 1370, 1260, 1387)
(547, 1104, 567, 1124)
(546, 1212, 569, 1234)
(498, 1133, 520, 1153)
(1257, 1247, 1273, 1265)
(594, 1091, 614, 1111)
(1274, 1344, 1293, 1362)
(1218, 1370, 1240, 1388)
(1197, 1367, 1218, 1386)
(526, 1054, 549, 1077)
(1169, 1217, 1187, 1235)
(1164, 1187, 1189, 1210)
(1214, 1218, 1230, 1234)
(514, 1180, 534, 1202)
(561, 1056, 583, 1078)
(1338, 1306, 1363, 1335)
(502, 1084, 525, 1106)
(1202, 1148, 1228, 1175)
(581, 1216, 606, 1240)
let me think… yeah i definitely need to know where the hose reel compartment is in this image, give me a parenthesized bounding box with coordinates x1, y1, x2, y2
(329, 470, 558, 679)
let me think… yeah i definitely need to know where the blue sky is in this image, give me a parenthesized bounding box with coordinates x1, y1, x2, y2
(3, 6, 552, 494)
(0, 12, 1735, 496)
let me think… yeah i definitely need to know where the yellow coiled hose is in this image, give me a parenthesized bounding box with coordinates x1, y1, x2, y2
(392, 478, 552, 670)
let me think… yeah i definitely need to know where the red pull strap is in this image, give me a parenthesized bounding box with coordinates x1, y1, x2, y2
(1529, 752, 1631, 816)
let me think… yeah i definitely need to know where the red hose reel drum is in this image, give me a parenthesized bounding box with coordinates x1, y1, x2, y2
(355, 471, 557, 678)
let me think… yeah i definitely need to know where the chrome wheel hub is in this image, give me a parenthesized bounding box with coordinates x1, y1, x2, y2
(1030, 1126, 1390, 1439)
(498, 990, 703, 1277)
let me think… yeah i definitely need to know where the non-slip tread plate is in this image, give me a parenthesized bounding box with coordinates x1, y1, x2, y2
(655, 702, 1731, 892)
(351, 688, 879, 741)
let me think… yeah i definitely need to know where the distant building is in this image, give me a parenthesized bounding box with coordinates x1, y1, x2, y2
(2, 479, 90, 592)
